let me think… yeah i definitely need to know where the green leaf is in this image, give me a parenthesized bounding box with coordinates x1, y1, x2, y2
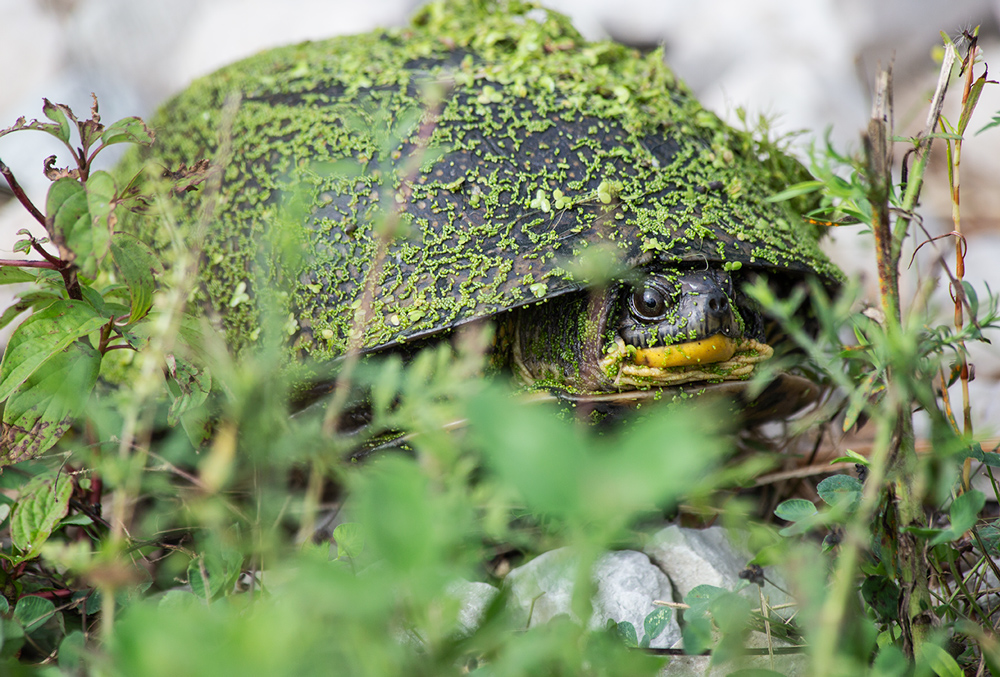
(1, 339, 102, 464)
(680, 616, 712, 655)
(46, 178, 91, 261)
(980, 452, 1000, 468)
(642, 606, 672, 645)
(165, 354, 211, 426)
(0, 292, 60, 332)
(58, 630, 86, 671)
(957, 74, 986, 136)
(9, 472, 73, 560)
(861, 575, 900, 621)
(976, 110, 1000, 135)
(950, 490, 986, 532)
(85, 170, 118, 271)
(469, 386, 724, 535)
(13, 596, 55, 634)
(930, 490, 985, 545)
(765, 180, 823, 202)
(371, 355, 402, 418)
(41, 99, 71, 143)
(828, 449, 869, 466)
(873, 645, 909, 676)
(100, 116, 154, 147)
(977, 520, 1000, 557)
(0, 268, 36, 285)
(842, 370, 879, 431)
(816, 475, 863, 512)
(774, 498, 817, 522)
(613, 620, 638, 648)
(188, 548, 243, 600)
(110, 232, 161, 323)
(58, 513, 93, 528)
(918, 642, 963, 677)
(708, 591, 753, 633)
(683, 584, 727, 616)
(333, 522, 365, 560)
(0, 299, 105, 402)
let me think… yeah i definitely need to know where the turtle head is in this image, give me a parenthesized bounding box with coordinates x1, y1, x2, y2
(599, 266, 773, 388)
(510, 265, 774, 394)
(619, 269, 742, 351)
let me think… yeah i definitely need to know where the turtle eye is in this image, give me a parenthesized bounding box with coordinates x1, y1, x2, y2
(630, 285, 668, 321)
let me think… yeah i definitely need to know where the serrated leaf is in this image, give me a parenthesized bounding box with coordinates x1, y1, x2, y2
(978, 521, 1000, 557)
(85, 170, 117, 270)
(817, 475, 863, 512)
(41, 99, 71, 143)
(9, 472, 73, 560)
(165, 354, 210, 426)
(46, 178, 92, 262)
(0, 292, 60, 333)
(774, 498, 817, 522)
(13, 595, 56, 634)
(100, 116, 154, 147)
(110, 232, 161, 323)
(981, 452, 1000, 467)
(0, 340, 102, 464)
(0, 268, 36, 285)
(333, 522, 365, 560)
(0, 300, 105, 402)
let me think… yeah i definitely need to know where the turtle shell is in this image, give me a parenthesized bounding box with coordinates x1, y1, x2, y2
(131, 0, 842, 371)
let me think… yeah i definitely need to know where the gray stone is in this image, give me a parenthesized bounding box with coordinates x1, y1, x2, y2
(505, 548, 681, 649)
(645, 526, 804, 675)
(644, 525, 791, 609)
(446, 579, 499, 637)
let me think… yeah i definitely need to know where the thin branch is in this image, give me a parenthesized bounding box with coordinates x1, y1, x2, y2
(0, 258, 59, 269)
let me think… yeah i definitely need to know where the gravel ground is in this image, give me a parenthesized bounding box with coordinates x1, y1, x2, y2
(1, 0, 998, 432)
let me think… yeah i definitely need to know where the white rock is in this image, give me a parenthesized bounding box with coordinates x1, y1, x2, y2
(644, 525, 791, 608)
(644, 526, 806, 675)
(446, 579, 499, 637)
(505, 548, 681, 649)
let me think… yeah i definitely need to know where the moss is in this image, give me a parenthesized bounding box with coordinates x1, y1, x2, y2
(125, 0, 842, 376)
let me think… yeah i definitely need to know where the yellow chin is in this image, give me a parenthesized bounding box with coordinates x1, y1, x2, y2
(632, 334, 737, 368)
(599, 335, 773, 388)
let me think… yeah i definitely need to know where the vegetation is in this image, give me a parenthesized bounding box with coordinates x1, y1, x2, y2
(0, 25, 997, 677)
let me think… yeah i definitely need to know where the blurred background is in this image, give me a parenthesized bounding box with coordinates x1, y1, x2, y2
(1, 0, 999, 428)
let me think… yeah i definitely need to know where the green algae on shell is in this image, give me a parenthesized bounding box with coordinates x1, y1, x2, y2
(128, 0, 842, 373)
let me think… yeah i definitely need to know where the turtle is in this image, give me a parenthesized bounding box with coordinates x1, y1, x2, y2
(127, 0, 843, 423)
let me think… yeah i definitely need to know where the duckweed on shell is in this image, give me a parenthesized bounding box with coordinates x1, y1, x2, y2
(125, 0, 842, 395)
